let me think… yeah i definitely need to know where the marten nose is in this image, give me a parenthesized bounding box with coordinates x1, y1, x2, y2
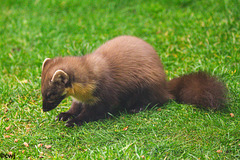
(42, 95, 65, 112)
(42, 99, 52, 112)
(42, 97, 56, 112)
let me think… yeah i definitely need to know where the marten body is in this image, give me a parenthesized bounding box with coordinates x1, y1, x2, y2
(41, 36, 226, 127)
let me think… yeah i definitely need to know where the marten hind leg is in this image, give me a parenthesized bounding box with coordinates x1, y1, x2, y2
(56, 99, 83, 121)
(127, 93, 151, 113)
(129, 89, 171, 114)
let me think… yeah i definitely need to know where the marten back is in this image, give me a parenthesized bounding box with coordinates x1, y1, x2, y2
(92, 36, 172, 108)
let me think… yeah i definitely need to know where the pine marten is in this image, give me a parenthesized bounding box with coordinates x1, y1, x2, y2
(41, 36, 227, 127)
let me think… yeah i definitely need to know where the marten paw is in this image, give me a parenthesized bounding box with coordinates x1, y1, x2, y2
(56, 112, 73, 121)
(65, 118, 81, 127)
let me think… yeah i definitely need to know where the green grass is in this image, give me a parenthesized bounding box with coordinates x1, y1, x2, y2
(0, 0, 239, 159)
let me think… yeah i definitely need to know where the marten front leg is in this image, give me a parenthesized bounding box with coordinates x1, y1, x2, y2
(65, 103, 109, 127)
(56, 100, 83, 121)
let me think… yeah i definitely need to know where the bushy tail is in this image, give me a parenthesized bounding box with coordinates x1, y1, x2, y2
(167, 71, 227, 110)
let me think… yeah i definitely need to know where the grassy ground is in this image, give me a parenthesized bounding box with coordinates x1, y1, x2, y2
(1, 0, 239, 159)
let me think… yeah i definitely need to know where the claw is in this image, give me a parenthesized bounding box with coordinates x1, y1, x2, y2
(65, 118, 82, 127)
(65, 119, 75, 127)
(56, 112, 73, 121)
(65, 122, 74, 127)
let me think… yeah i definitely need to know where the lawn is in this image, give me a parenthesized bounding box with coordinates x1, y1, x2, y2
(0, 0, 239, 159)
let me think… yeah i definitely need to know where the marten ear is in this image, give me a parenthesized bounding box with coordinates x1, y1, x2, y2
(42, 58, 51, 70)
(51, 70, 69, 84)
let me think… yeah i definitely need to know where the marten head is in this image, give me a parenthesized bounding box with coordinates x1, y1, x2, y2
(41, 58, 69, 112)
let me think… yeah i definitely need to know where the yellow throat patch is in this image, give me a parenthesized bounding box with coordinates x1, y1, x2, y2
(65, 82, 99, 104)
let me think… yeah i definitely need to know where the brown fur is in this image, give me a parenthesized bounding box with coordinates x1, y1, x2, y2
(168, 71, 226, 109)
(41, 36, 227, 127)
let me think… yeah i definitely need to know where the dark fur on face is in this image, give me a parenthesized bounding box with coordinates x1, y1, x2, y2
(41, 81, 67, 111)
(41, 59, 70, 112)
